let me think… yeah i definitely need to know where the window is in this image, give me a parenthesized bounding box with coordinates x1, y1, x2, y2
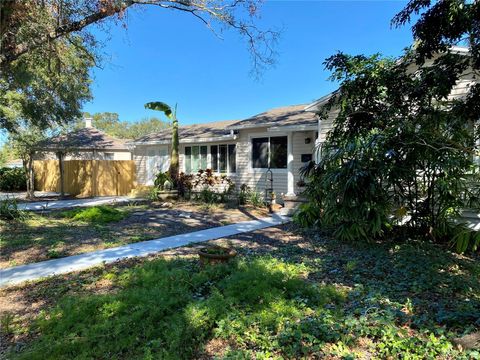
(252, 136, 288, 169)
(184, 145, 207, 173)
(104, 152, 114, 160)
(228, 144, 236, 173)
(210, 144, 236, 173)
(211, 145, 218, 171)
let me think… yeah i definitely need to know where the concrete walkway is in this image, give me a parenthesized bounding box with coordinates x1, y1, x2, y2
(16, 196, 138, 211)
(0, 191, 64, 201)
(0, 214, 290, 287)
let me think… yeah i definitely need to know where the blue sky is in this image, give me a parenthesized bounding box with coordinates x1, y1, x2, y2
(85, 0, 413, 125)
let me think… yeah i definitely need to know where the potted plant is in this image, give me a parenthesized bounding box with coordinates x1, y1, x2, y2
(198, 245, 237, 265)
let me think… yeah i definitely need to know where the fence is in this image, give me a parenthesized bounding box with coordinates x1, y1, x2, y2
(34, 160, 136, 197)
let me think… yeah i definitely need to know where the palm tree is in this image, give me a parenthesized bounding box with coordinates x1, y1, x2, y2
(144, 101, 179, 185)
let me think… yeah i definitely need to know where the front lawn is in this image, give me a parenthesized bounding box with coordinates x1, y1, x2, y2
(1, 224, 479, 359)
(0, 201, 270, 268)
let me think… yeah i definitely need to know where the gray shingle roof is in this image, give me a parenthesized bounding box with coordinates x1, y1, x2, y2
(131, 104, 317, 145)
(36, 127, 129, 151)
(228, 104, 318, 129)
(133, 120, 239, 144)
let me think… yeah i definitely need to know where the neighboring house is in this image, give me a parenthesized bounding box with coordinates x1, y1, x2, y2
(305, 46, 478, 154)
(34, 118, 132, 160)
(129, 105, 318, 197)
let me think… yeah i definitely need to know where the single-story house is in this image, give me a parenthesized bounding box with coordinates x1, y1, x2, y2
(33, 118, 135, 197)
(34, 118, 132, 161)
(129, 104, 319, 198)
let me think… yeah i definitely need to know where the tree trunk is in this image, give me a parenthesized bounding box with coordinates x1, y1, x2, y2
(26, 153, 35, 199)
(169, 117, 179, 186)
(57, 152, 65, 198)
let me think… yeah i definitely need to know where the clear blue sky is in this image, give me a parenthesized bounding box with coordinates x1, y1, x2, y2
(85, 0, 413, 125)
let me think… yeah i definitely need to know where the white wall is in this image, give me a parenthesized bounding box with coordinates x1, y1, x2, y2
(133, 128, 316, 199)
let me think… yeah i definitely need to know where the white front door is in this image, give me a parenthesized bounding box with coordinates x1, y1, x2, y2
(146, 146, 170, 185)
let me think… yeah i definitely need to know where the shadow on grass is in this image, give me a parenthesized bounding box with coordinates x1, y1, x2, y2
(2, 224, 479, 359)
(6, 257, 346, 360)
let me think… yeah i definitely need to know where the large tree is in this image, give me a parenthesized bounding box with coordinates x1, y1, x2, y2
(75, 112, 170, 139)
(1, 0, 277, 131)
(392, 0, 480, 115)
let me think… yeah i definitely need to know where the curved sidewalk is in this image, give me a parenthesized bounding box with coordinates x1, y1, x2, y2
(0, 214, 290, 287)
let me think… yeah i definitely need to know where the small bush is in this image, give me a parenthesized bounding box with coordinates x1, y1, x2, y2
(60, 206, 125, 224)
(0, 167, 26, 191)
(0, 197, 25, 221)
(153, 172, 172, 190)
(237, 184, 265, 208)
(247, 190, 265, 208)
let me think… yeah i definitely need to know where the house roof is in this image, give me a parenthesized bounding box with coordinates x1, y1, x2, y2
(132, 120, 239, 144)
(227, 104, 318, 130)
(36, 127, 129, 151)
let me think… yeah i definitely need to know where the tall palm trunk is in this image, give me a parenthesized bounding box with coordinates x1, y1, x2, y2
(169, 116, 179, 185)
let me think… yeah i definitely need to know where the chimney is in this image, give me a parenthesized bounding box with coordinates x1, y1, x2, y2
(84, 117, 93, 128)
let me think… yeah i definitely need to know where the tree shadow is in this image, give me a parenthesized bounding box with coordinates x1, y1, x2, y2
(3, 256, 346, 359)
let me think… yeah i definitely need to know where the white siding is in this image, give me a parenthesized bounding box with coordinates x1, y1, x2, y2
(133, 145, 170, 185)
(132, 128, 315, 198)
(292, 131, 315, 194)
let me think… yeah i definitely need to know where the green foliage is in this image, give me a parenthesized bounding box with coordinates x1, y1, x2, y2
(74, 113, 170, 140)
(303, 51, 479, 247)
(9, 239, 480, 359)
(1, 31, 94, 133)
(0, 167, 26, 191)
(12, 257, 343, 360)
(60, 206, 125, 224)
(144, 102, 173, 119)
(237, 184, 265, 208)
(144, 101, 180, 183)
(153, 171, 172, 190)
(448, 223, 480, 254)
(0, 197, 25, 221)
(293, 202, 321, 228)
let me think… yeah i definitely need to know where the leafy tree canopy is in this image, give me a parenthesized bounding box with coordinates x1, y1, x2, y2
(75, 112, 170, 139)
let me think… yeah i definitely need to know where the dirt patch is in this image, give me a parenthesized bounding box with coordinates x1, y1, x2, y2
(0, 201, 272, 268)
(0, 223, 298, 357)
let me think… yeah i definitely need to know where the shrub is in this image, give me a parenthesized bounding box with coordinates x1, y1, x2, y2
(0, 167, 27, 191)
(153, 172, 172, 190)
(0, 197, 25, 221)
(179, 169, 235, 203)
(60, 206, 125, 224)
(238, 184, 265, 208)
(301, 52, 479, 248)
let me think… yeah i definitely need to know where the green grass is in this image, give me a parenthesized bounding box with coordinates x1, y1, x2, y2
(4, 226, 480, 359)
(59, 205, 126, 224)
(10, 257, 346, 360)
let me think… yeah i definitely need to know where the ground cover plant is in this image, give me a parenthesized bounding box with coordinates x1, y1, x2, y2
(0, 202, 270, 268)
(1, 224, 479, 359)
(59, 206, 126, 224)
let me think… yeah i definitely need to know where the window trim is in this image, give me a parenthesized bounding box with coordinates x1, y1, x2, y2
(248, 132, 290, 173)
(103, 152, 115, 160)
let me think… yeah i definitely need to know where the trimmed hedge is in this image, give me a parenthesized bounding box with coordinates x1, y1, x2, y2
(0, 167, 27, 191)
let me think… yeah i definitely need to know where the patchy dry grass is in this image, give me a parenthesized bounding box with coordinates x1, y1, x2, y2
(0, 201, 270, 268)
(1, 224, 479, 359)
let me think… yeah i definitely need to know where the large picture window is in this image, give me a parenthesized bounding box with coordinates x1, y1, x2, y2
(252, 136, 287, 169)
(211, 144, 236, 173)
(185, 145, 207, 173)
